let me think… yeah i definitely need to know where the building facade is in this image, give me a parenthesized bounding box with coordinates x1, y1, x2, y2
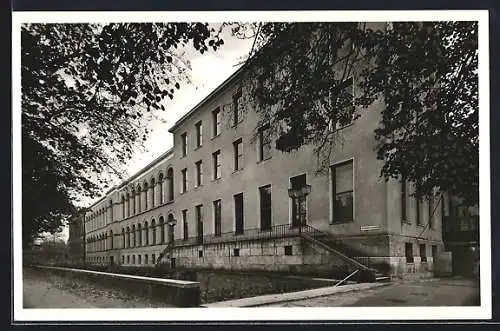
(82, 25, 450, 279)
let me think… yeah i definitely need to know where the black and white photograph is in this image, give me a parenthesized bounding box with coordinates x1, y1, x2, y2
(12, 10, 491, 322)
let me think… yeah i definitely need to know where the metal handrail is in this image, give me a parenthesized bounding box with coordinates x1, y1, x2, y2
(154, 223, 302, 265)
(150, 223, 380, 274)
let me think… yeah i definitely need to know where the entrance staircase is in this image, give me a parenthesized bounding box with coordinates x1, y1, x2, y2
(299, 225, 390, 282)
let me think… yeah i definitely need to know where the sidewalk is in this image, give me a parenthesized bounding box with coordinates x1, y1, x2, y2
(203, 282, 391, 307)
(260, 277, 480, 307)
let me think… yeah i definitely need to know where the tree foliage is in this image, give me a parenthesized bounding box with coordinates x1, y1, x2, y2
(241, 21, 478, 206)
(21, 23, 224, 245)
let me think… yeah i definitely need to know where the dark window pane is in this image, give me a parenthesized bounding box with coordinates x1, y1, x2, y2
(214, 200, 222, 236)
(405, 242, 414, 263)
(234, 193, 244, 234)
(259, 185, 272, 230)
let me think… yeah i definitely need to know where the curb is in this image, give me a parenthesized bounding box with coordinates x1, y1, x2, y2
(202, 281, 392, 307)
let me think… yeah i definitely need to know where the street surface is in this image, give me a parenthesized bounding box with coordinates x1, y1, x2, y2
(23, 267, 172, 308)
(23, 267, 480, 308)
(261, 277, 480, 307)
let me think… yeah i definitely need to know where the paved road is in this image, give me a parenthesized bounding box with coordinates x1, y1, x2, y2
(261, 278, 481, 307)
(23, 267, 172, 308)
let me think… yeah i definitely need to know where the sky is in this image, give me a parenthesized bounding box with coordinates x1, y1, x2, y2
(57, 29, 255, 243)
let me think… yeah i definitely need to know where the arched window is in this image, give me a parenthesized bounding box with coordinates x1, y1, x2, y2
(109, 199, 113, 222)
(137, 184, 142, 213)
(132, 224, 136, 247)
(151, 177, 156, 208)
(126, 226, 131, 248)
(167, 168, 174, 202)
(121, 228, 125, 248)
(131, 189, 136, 215)
(151, 219, 156, 245)
(158, 173, 164, 204)
(144, 221, 149, 245)
(143, 182, 149, 210)
(159, 216, 165, 243)
(121, 195, 125, 220)
(137, 223, 142, 246)
(126, 193, 131, 218)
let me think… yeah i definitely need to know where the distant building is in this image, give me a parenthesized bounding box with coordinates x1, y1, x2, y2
(68, 212, 85, 264)
(82, 22, 453, 280)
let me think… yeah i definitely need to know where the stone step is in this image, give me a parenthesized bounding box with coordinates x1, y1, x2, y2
(375, 276, 391, 282)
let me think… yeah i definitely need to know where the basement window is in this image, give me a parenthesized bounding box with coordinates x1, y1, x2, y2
(233, 248, 240, 257)
(199, 250, 203, 258)
(284, 245, 293, 256)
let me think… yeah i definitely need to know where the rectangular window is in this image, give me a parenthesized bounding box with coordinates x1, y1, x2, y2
(431, 245, 437, 260)
(258, 124, 272, 161)
(195, 121, 203, 148)
(284, 245, 293, 256)
(428, 196, 434, 229)
(144, 254, 148, 265)
(259, 185, 272, 230)
(405, 243, 414, 263)
(233, 138, 243, 171)
(152, 253, 156, 264)
(420, 244, 427, 262)
(334, 77, 355, 130)
(212, 107, 221, 137)
(233, 248, 240, 257)
(234, 193, 244, 234)
(416, 196, 422, 225)
(290, 174, 308, 227)
(182, 209, 188, 240)
(196, 204, 203, 241)
(195, 160, 203, 187)
(199, 250, 203, 258)
(331, 160, 354, 223)
(181, 132, 187, 157)
(212, 150, 221, 179)
(232, 87, 243, 126)
(181, 168, 188, 193)
(213, 199, 222, 236)
(401, 177, 407, 222)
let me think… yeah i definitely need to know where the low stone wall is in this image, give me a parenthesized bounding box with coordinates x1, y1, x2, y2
(170, 237, 361, 279)
(182, 269, 338, 303)
(29, 265, 200, 307)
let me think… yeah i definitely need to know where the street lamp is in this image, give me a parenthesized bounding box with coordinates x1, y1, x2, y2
(288, 184, 312, 233)
(167, 217, 177, 247)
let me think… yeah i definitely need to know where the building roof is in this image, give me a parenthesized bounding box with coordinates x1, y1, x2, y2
(87, 148, 174, 210)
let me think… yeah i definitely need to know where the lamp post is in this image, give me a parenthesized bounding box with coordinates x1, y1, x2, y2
(167, 217, 177, 247)
(288, 184, 312, 234)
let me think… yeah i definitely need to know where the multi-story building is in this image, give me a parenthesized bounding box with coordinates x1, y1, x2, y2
(83, 23, 449, 279)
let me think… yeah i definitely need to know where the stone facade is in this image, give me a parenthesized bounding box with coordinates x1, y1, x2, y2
(82, 23, 446, 278)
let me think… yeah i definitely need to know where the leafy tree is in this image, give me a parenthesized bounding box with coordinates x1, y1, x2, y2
(22, 23, 225, 246)
(240, 22, 478, 206)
